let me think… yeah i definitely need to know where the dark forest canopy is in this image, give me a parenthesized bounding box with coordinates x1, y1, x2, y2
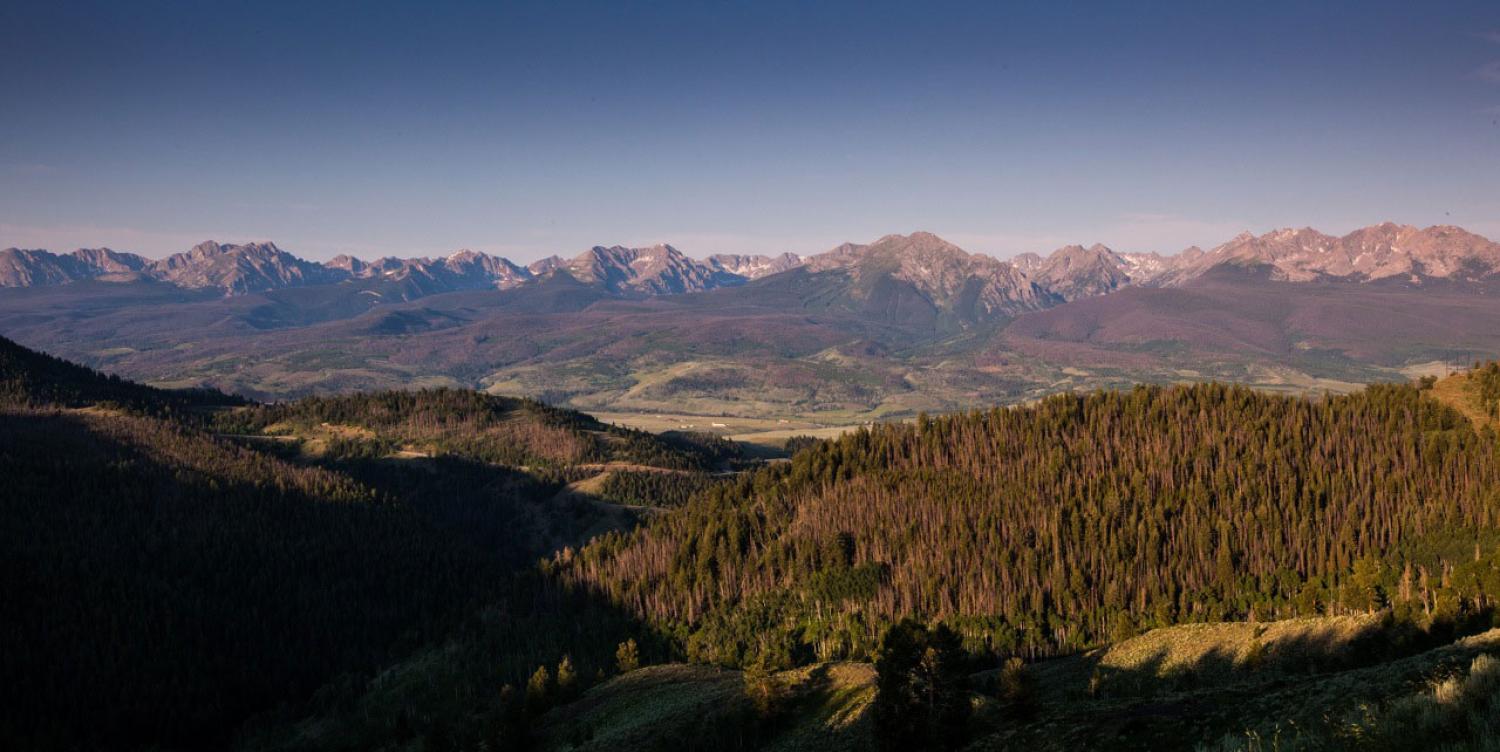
(596, 469, 731, 509)
(0, 406, 502, 750)
(558, 382, 1500, 666)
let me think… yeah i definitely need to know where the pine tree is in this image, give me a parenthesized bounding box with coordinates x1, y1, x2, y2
(615, 638, 640, 674)
(525, 665, 552, 716)
(874, 620, 970, 751)
(555, 655, 578, 702)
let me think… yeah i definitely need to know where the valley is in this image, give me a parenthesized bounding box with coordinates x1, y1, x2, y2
(6, 332, 1500, 750)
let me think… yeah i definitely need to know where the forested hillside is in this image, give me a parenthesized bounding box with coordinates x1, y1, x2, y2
(0, 405, 506, 749)
(560, 383, 1500, 666)
(0, 334, 241, 411)
(0, 337, 700, 750)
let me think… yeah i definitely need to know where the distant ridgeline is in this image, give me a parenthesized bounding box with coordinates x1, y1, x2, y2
(558, 381, 1500, 666)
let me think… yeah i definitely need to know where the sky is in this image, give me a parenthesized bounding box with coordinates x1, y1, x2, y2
(2, 0, 1499, 263)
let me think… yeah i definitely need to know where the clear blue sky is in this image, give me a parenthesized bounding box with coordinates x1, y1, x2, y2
(2, 0, 1498, 262)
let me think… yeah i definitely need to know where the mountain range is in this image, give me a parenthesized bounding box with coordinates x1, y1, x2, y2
(9, 222, 1498, 303)
(0, 239, 798, 298)
(2, 222, 1498, 414)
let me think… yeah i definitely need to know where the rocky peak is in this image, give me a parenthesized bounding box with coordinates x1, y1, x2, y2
(705, 252, 803, 279)
(440, 249, 530, 287)
(1044, 243, 1124, 271)
(70, 248, 149, 274)
(150, 240, 338, 294)
(556, 243, 723, 295)
(1031, 243, 1133, 301)
(0, 248, 80, 286)
(1009, 252, 1045, 275)
(1166, 224, 1500, 283)
(527, 256, 566, 277)
(0, 247, 152, 287)
(324, 255, 367, 275)
(807, 231, 1054, 318)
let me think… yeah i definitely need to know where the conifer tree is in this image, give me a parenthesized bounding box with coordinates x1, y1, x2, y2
(555, 655, 578, 702)
(615, 639, 640, 674)
(525, 666, 552, 716)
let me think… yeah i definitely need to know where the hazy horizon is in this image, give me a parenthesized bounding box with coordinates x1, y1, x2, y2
(4, 0, 1499, 263)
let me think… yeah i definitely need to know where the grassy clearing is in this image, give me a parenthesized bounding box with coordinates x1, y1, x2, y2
(1199, 644, 1500, 751)
(1431, 368, 1499, 434)
(535, 665, 745, 751)
(589, 409, 870, 449)
(1090, 615, 1381, 681)
(762, 663, 877, 752)
(534, 662, 876, 752)
(973, 617, 1500, 752)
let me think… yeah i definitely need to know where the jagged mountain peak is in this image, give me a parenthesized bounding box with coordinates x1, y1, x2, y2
(1033, 243, 1133, 301)
(0, 246, 152, 287)
(527, 255, 566, 276)
(69, 247, 149, 274)
(324, 254, 366, 274)
(705, 252, 803, 280)
(1045, 242, 1122, 266)
(151, 240, 334, 295)
(804, 232, 1054, 320)
(867, 230, 969, 256)
(440, 248, 522, 271)
(1174, 223, 1500, 283)
(811, 231, 980, 268)
(1010, 252, 1045, 275)
(560, 242, 720, 295)
(0, 248, 82, 287)
(181, 239, 284, 260)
